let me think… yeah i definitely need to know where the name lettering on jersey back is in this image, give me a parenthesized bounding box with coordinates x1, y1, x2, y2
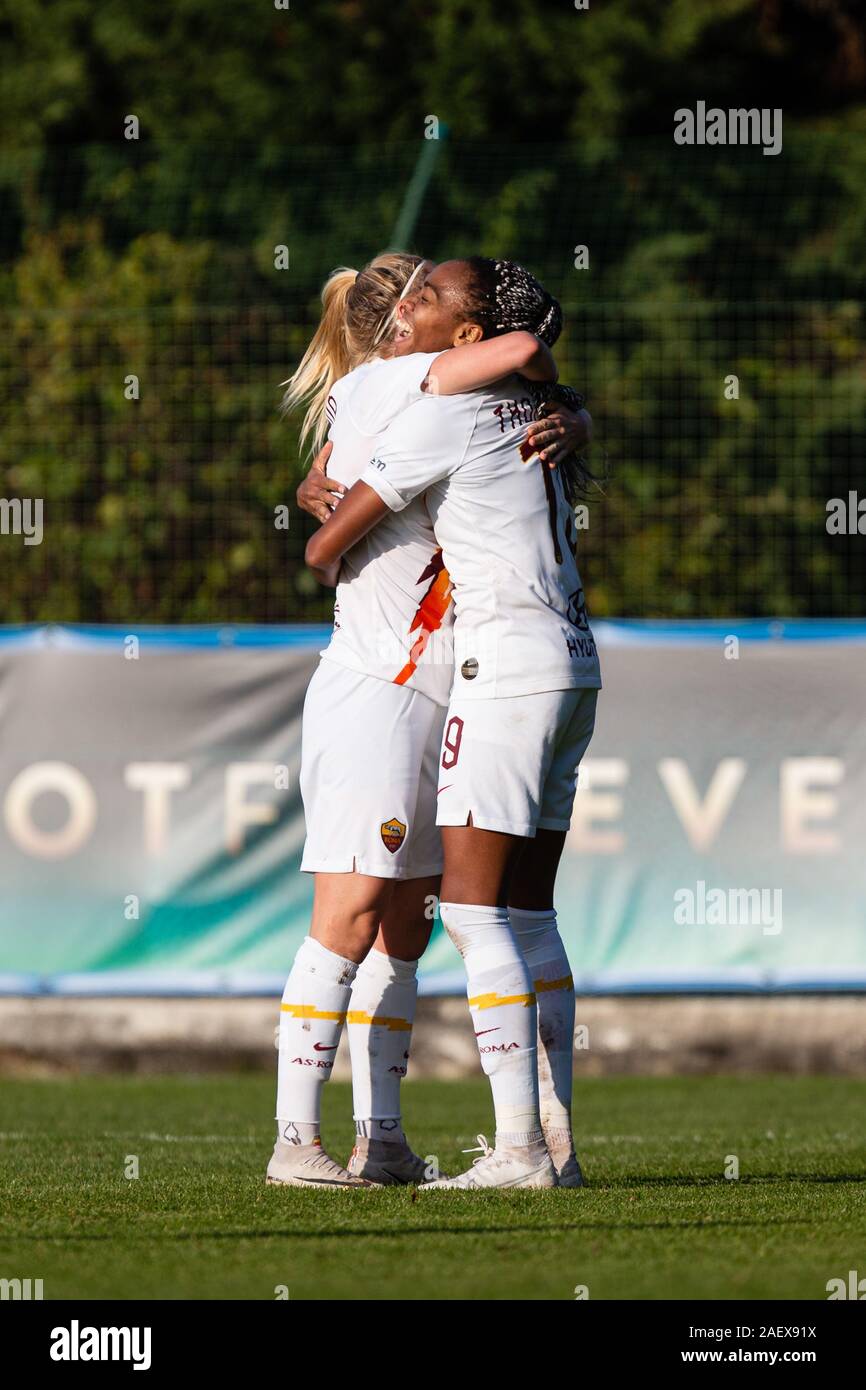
(493, 398, 535, 432)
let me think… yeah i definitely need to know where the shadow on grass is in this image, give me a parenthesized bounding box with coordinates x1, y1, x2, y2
(593, 1172, 866, 1188)
(7, 1211, 860, 1245)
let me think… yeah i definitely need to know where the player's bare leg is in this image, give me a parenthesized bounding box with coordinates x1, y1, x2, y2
(268, 872, 394, 1189)
(309, 869, 396, 961)
(419, 823, 556, 1192)
(346, 874, 443, 1185)
(509, 830, 583, 1187)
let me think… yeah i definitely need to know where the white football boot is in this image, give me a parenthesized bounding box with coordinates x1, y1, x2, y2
(346, 1137, 444, 1186)
(416, 1134, 557, 1192)
(266, 1137, 372, 1189)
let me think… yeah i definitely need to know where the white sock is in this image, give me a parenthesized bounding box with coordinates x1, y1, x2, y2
(509, 906, 575, 1148)
(348, 948, 418, 1144)
(439, 901, 542, 1147)
(276, 936, 358, 1145)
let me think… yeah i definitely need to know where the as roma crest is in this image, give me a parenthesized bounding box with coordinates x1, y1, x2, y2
(380, 818, 407, 854)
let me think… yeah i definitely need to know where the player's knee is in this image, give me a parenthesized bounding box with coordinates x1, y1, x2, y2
(311, 900, 386, 962)
(376, 919, 432, 961)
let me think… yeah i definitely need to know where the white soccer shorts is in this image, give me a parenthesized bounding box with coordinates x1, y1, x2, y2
(435, 687, 598, 837)
(300, 659, 446, 879)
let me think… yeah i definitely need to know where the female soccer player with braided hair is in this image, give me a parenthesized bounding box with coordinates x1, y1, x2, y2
(306, 258, 602, 1190)
(269, 253, 591, 1189)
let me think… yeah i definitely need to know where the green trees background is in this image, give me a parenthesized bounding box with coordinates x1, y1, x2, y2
(0, 0, 863, 621)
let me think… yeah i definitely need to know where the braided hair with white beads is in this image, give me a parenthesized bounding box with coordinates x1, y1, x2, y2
(459, 257, 603, 501)
(460, 256, 563, 345)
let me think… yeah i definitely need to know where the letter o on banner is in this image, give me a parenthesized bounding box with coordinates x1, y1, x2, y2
(4, 762, 97, 858)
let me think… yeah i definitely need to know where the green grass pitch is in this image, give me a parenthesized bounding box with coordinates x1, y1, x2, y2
(1, 1074, 864, 1300)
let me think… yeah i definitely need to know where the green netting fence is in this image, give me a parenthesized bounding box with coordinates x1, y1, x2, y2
(1, 138, 863, 621)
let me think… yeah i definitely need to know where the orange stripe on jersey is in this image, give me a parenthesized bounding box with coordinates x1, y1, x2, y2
(393, 548, 453, 687)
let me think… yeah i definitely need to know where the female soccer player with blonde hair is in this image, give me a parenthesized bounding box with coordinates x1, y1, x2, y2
(269, 252, 590, 1188)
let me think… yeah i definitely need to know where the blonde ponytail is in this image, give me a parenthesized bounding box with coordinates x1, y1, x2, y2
(282, 252, 429, 459)
(281, 267, 358, 456)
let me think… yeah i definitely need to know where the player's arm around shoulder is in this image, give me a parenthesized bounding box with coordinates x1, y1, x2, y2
(426, 331, 557, 395)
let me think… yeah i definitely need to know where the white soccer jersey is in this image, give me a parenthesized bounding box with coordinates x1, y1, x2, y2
(361, 380, 601, 699)
(318, 351, 454, 707)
